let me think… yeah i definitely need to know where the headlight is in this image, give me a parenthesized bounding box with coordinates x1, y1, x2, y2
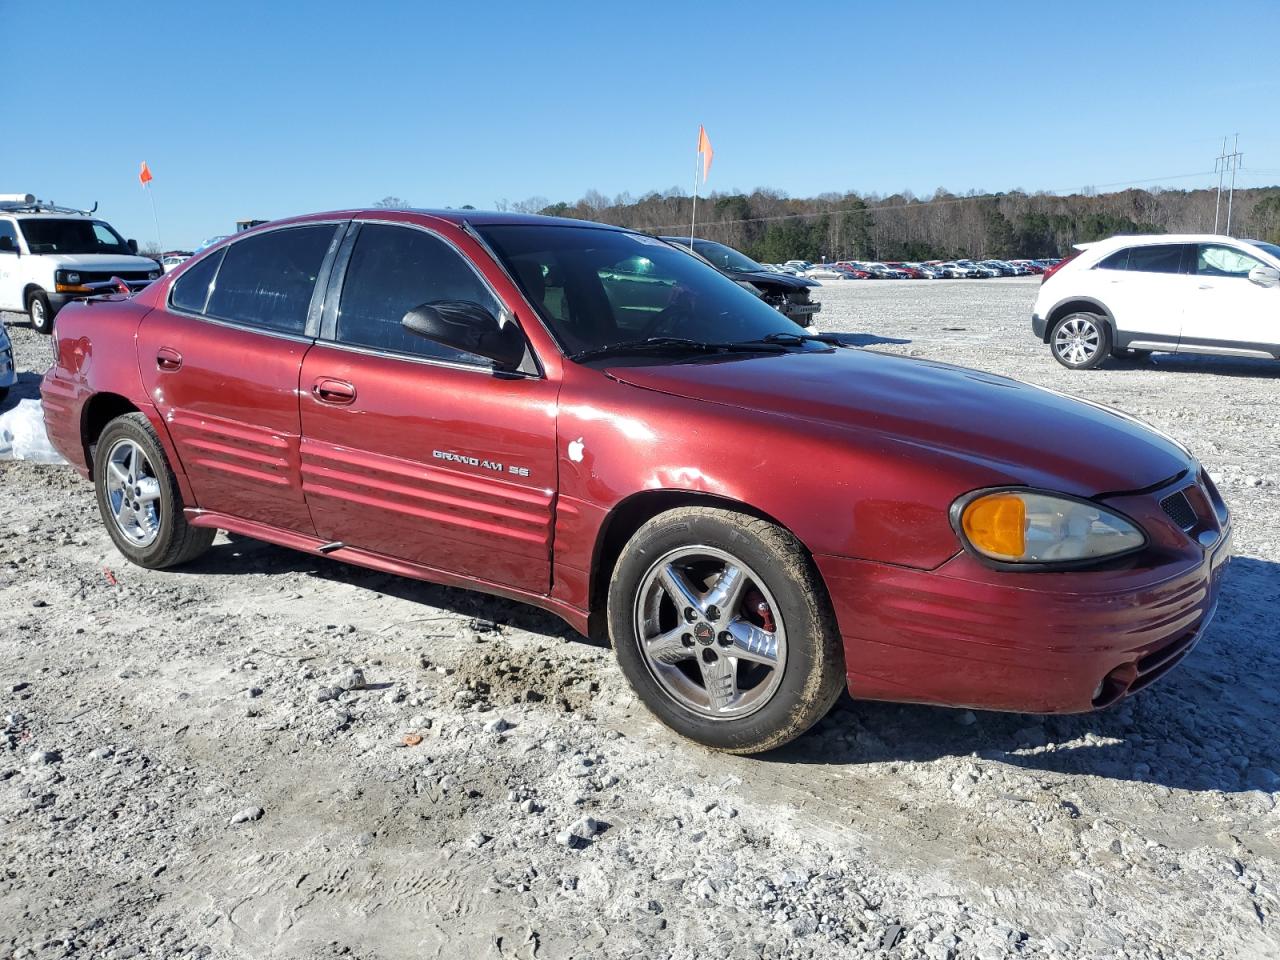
(56, 270, 81, 285)
(952, 489, 1146, 565)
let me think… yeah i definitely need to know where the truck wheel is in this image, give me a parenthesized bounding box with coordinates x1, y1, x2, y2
(608, 506, 845, 754)
(27, 290, 53, 335)
(93, 412, 215, 569)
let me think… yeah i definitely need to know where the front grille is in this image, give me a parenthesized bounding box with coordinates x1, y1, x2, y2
(76, 270, 153, 283)
(1160, 489, 1197, 530)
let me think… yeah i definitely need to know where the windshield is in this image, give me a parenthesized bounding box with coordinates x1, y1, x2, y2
(19, 218, 132, 255)
(1246, 240, 1280, 262)
(478, 224, 808, 359)
(684, 238, 766, 273)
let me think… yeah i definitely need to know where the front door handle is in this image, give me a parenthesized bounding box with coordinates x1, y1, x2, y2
(156, 347, 183, 371)
(1197, 283, 1214, 290)
(312, 377, 357, 405)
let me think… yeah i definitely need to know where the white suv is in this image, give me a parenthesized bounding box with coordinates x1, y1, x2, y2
(0, 195, 163, 335)
(1031, 233, 1280, 369)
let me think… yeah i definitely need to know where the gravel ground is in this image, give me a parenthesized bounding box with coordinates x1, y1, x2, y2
(2, 281, 1278, 960)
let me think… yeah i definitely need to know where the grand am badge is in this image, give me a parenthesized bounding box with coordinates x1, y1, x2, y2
(432, 449, 529, 478)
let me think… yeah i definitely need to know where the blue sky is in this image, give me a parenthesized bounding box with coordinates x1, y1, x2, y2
(8, 0, 1279, 248)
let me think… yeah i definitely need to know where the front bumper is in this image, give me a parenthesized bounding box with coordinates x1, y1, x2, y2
(817, 495, 1232, 714)
(1031, 313, 1048, 340)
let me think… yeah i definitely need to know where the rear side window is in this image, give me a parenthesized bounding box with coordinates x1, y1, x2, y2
(1196, 244, 1263, 278)
(1095, 249, 1129, 271)
(170, 249, 224, 314)
(1125, 244, 1187, 274)
(206, 225, 336, 335)
(335, 223, 500, 363)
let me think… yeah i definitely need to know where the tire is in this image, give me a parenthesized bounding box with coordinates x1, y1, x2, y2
(27, 290, 54, 336)
(1050, 311, 1111, 370)
(93, 412, 214, 569)
(607, 506, 845, 754)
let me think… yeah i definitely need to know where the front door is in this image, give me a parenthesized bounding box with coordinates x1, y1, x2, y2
(298, 222, 558, 595)
(137, 223, 340, 532)
(1181, 243, 1280, 352)
(0, 219, 22, 311)
(1090, 242, 1193, 344)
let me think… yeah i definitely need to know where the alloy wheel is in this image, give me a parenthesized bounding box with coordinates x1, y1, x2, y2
(104, 438, 163, 547)
(633, 546, 787, 719)
(1054, 316, 1100, 365)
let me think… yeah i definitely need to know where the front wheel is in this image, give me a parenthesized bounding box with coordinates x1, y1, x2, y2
(1051, 311, 1111, 369)
(27, 290, 53, 335)
(94, 412, 215, 569)
(608, 507, 845, 754)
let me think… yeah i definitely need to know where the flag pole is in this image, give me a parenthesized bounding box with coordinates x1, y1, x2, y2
(145, 182, 161, 252)
(690, 144, 700, 245)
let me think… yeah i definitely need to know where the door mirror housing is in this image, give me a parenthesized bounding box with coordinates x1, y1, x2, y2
(1248, 263, 1280, 287)
(401, 300, 528, 371)
(127, 238, 138, 254)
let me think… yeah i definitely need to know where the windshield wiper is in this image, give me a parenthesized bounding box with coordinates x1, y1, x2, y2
(738, 332, 847, 349)
(569, 336, 787, 363)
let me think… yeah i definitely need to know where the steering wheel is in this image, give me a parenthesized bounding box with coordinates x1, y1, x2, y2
(641, 300, 696, 339)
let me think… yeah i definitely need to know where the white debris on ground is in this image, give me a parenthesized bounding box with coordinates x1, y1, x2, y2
(0, 397, 66, 464)
(2, 288, 1278, 960)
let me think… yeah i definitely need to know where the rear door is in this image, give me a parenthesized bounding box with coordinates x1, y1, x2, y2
(137, 223, 342, 532)
(298, 221, 558, 594)
(1181, 243, 1280, 352)
(1089, 243, 1192, 344)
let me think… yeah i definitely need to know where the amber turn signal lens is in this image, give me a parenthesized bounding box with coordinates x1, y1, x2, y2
(962, 493, 1026, 559)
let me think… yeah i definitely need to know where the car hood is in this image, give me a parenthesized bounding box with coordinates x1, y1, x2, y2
(607, 349, 1190, 496)
(727, 269, 813, 290)
(41, 253, 159, 272)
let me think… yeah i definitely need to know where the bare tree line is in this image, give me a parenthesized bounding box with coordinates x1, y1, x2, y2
(510, 185, 1280, 261)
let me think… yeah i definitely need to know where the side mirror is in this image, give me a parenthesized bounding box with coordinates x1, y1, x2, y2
(401, 300, 528, 371)
(1248, 264, 1280, 288)
(0, 236, 14, 254)
(127, 238, 138, 254)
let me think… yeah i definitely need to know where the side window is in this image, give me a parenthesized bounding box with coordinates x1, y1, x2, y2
(1125, 244, 1187, 274)
(1196, 244, 1263, 278)
(1095, 248, 1130, 271)
(0, 219, 18, 252)
(205, 225, 336, 335)
(170, 249, 225, 314)
(335, 223, 501, 363)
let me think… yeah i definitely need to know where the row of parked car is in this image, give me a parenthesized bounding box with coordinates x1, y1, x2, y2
(770, 258, 1063, 280)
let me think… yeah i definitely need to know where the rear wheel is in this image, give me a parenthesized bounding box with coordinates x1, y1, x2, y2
(27, 290, 53, 335)
(94, 413, 214, 569)
(608, 507, 844, 754)
(1051, 312, 1111, 370)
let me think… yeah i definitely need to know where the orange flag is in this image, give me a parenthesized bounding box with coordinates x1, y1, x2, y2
(139, 161, 154, 186)
(697, 126, 713, 181)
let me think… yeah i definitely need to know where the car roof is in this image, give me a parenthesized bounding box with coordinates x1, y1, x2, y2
(261, 208, 631, 233)
(1078, 233, 1262, 251)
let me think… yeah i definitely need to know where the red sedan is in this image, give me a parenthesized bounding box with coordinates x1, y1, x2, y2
(40, 210, 1232, 753)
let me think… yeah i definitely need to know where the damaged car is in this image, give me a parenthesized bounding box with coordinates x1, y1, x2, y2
(41, 209, 1231, 754)
(661, 235, 821, 327)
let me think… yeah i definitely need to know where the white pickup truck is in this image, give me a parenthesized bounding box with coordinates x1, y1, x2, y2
(0, 194, 162, 334)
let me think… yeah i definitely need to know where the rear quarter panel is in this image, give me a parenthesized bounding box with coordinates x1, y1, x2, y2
(40, 297, 193, 502)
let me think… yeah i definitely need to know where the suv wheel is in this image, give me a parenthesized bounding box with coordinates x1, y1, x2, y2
(608, 506, 844, 754)
(94, 413, 215, 569)
(1051, 312, 1111, 370)
(27, 290, 53, 336)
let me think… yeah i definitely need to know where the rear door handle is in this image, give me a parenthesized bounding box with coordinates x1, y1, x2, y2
(312, 377, 357, 405)
(156, 347, 183, 371)
(1197, 284, 1214, 290)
